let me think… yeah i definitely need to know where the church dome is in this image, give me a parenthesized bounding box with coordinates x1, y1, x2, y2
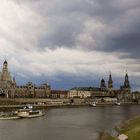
(101, 79, 105, 83)
(3, 60, 8, 65)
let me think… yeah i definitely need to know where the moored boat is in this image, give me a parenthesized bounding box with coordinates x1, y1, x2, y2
(17, 109, 43, 118)
(27, 110, 43, 118)
(89, 102, 96, 107)
(114, 102, 121, 106)
(0, 105, 44, 120)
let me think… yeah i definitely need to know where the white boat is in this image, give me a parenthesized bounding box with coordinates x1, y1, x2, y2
(17, 108, 43, 118)
(89, 102, 96, 107)
(115, 102, 121, 106)
(0, 105, 43, 120)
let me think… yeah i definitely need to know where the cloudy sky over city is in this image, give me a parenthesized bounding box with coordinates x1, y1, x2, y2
(0, 0, 140, 90)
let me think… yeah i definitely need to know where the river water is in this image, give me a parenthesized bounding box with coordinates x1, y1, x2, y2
(0, 105, 140, 140)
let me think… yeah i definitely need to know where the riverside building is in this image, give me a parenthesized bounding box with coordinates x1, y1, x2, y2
(68, 73, 134, 102)
(0, 60, 51, 98)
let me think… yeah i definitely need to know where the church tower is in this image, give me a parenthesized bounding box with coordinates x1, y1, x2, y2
(120, 72, 131, 93)
(124, 72, 130, 89)
(100, 78, 106, 90)
(108, 73, 113, 90)
(1, 60, 12, 81)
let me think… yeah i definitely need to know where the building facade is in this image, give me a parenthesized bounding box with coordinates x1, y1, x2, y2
(0, 60, 51, 98)
(68, 87, 92, 98)
(68, 73, 136, 102)
(117, 73, 132, 102)
(50, 90, 68, 99)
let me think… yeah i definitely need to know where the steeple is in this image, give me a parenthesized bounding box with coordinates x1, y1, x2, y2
(3, 60, 8, 71)
(108, 72, 113, 89)
(124, 72, 130, 88)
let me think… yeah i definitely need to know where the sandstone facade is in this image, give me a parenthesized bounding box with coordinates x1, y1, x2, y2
(0, 60, 51, 98)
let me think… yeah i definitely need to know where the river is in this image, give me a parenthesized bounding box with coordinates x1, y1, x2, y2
(0, 105, 140, 140)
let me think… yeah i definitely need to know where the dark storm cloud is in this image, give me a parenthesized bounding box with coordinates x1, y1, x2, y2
(39, 17, 84, 48)
(14, 0, 140, 58)
(104, 32, 140, 57)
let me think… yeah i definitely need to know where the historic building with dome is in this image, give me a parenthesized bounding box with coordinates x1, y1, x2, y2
(68, 72, 133, 102)
(0, 60, 51, 98)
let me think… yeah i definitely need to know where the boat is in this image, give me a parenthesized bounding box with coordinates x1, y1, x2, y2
(89, 102, 96, 107)
(0, 105, 43, 120)
(17, 108, 43, 118)
(114, 102, 121, 106)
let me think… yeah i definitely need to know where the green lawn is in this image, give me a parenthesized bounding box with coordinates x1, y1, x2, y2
(100, 116, 140, 140)
(118, 117, 140, 140)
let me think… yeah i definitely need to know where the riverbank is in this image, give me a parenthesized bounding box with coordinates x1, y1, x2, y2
(116, 116, 140, 140)
(0, 98, 139, 111)
(99, 116, 140, 140)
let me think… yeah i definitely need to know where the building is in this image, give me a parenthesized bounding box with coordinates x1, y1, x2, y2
(132, 91, 140, 102)
(0, 60, 51, 98)
(100, 78, 107, 91)
(120, 73, 131, 93)
(50, 90, 68, 99)
(15, 82, 51, 98)
(108, 73, 113, 91)
(68, 87, 92, 98)
(118, 73, 132, 102)
(68, 76, 112, 99)
(0, 60, 16, 98)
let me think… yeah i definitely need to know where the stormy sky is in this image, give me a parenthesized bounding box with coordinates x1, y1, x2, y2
(0, 0, 140, 90)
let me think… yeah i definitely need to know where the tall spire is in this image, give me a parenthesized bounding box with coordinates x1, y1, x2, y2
(108, 72, 113, 89)
(124, 72, 130, 88)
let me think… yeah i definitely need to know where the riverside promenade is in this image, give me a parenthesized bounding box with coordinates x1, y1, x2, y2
(0, 98, 139, 111)
(0, 98, 88, 110)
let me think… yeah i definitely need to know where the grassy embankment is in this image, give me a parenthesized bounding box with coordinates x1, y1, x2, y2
(99, 116, 140, 140)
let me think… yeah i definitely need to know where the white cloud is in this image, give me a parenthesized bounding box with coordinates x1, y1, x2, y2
(0, 0, 140, 89)
(0, 0, 47, 52)
(77, 19, 105, 48)
(6, 47, 138, 78)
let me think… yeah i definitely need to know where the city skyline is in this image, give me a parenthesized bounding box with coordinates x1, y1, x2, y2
(0, 0, 140, 90)
(0, 60, 134, 91)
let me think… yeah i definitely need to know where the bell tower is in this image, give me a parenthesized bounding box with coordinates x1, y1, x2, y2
(3, 60, 8, 72)
(124, 72, 130, 89)
(108, 73, 113, 90)
(1, 60, 12, 81)
(100, 78, 106, 90)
